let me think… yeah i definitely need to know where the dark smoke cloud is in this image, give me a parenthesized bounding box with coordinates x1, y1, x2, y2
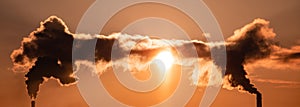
(11, 16, 75, 100)
(224, 19, 276, 95)
(10, 16, 300, 106)
(223, 19, 299, 107)
(222, 19, 276, 107)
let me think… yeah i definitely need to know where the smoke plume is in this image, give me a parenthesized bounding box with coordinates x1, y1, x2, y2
(10, 16, 300, 106)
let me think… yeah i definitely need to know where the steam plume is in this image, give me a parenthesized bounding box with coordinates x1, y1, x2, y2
(10, 16, 300, 107)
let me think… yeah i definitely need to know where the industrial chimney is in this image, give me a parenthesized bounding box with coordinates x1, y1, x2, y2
(31, 100, 35, 107)
(256, 92, 262, 107)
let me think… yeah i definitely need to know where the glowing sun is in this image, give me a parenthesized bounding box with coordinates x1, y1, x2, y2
(154, 51, 175, 70)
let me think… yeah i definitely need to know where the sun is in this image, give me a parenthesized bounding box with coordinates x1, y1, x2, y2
(153, 51, 175, 70)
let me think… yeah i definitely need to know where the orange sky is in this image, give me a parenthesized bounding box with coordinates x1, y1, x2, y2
(0, 0, 300, 107)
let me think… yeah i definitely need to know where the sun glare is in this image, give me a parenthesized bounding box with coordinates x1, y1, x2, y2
(154, 51, 175, 70)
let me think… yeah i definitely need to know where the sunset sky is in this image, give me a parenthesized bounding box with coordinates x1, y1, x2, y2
(0, 0, 300, 107)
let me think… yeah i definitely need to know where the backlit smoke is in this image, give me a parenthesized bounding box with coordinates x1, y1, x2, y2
(10, 16, 300, 106)
(11, 17, 76, 101)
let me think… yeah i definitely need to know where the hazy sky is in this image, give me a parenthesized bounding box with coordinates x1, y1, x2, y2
(0, 0, 300, 107)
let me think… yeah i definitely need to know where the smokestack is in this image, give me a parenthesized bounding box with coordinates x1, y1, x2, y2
(31, 100, 35, 107)
(256, 92, 262, 107)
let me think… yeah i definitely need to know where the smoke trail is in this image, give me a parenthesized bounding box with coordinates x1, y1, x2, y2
(10, 16, 300, 106)
(10, 16, 210, 102)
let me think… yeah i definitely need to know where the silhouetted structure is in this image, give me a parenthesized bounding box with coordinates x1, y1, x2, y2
(31, 100, 35, 107)
(256, 93, 262, 107)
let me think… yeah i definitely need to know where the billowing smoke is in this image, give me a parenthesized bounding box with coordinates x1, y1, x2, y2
(223, 19, 275, 107)
(10, 16, 300, 106)
(223, 19, 299, 107)
(11, 17, 76, 101)
(224, 19, 299, 93)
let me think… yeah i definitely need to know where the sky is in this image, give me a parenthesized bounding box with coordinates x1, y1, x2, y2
(0, 0, 300, 107)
